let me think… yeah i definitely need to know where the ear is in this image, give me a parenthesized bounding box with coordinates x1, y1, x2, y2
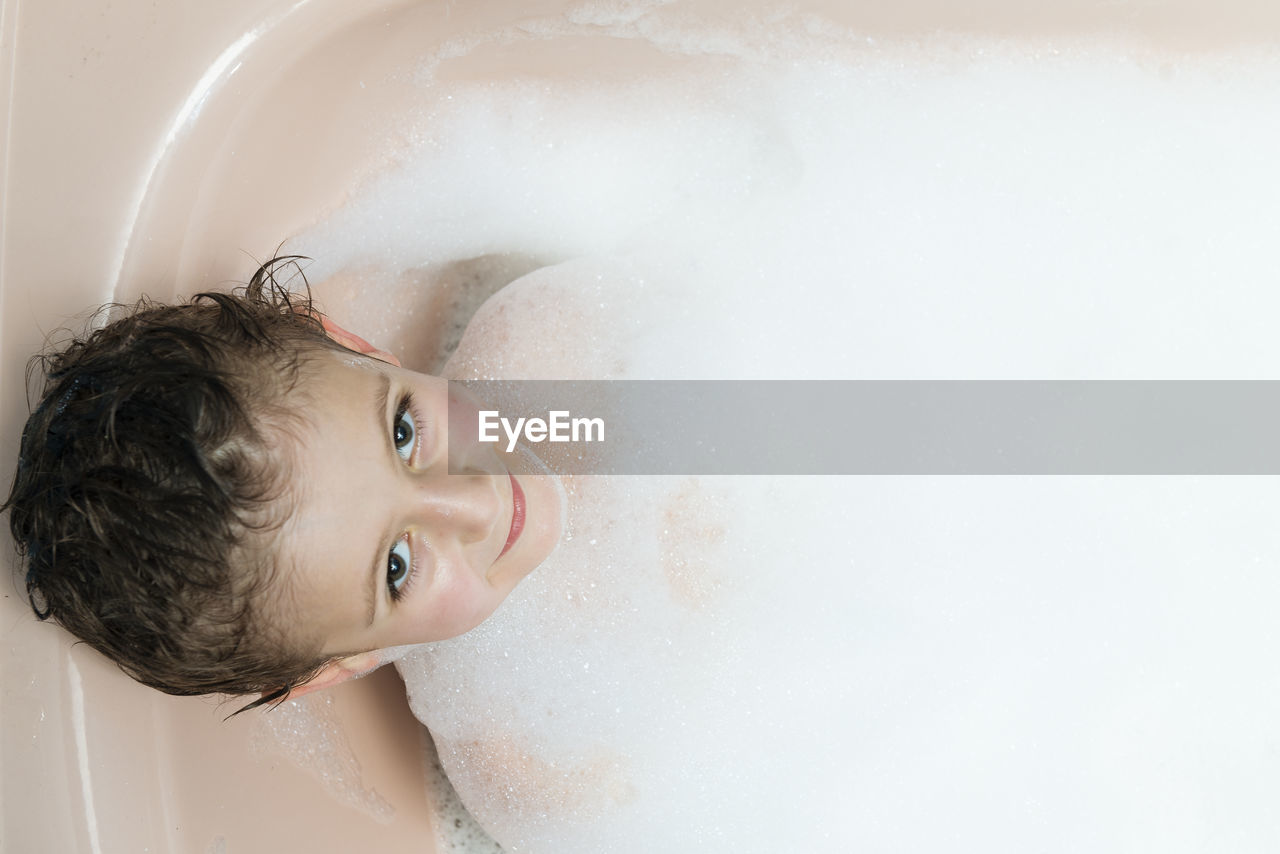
(314, 313, 402, 367)
(279, 649, 386, 701)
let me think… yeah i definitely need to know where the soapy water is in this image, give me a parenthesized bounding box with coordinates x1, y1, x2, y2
(288, 5, 1280, 852)
(418, 729, 504, 854)
(250, 692, 395, 823)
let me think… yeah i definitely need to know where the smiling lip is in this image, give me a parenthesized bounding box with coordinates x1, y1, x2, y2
(500, 474, 525, 557)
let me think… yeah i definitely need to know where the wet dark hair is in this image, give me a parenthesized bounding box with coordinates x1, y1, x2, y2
(4, 256, 345, 713)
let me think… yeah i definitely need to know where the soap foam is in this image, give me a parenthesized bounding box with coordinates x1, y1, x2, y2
(292, 7, 1280, 852)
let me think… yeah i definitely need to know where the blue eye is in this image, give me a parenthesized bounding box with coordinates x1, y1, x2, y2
(387, 538, 411, 599)
(393, 399, 416, 461)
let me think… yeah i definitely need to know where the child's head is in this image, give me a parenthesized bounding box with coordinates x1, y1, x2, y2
(4, 259, 343, 706)
(5, 257, 562, 711)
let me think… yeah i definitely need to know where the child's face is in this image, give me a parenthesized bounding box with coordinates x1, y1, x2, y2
(273, 350, 562, 660)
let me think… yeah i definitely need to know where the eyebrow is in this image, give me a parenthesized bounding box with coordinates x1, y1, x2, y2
(365, 372, 392, 628)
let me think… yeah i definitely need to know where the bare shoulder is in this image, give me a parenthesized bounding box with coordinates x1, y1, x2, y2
(443, 256, 651, 381)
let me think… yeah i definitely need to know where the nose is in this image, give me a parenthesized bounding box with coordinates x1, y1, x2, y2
(407, 469, 502, 544)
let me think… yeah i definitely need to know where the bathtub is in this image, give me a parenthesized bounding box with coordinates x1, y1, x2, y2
(4, 1, 1280, 852)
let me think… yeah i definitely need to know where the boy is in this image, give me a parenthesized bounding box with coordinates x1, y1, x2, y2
(3, 256, 562, 713)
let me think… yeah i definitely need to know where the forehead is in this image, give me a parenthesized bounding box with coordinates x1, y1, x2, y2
(274, 349, 393, 458)
(261, 351, 392, 653)
(293, 347, 385, 400)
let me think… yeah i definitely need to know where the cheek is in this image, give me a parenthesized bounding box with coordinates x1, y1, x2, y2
(408, 568, 501, 642)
